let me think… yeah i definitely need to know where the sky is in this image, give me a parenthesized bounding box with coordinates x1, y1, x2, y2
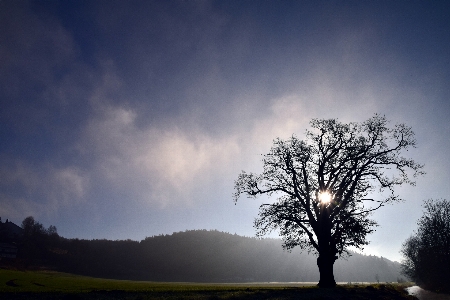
(1, 0, 449, 263)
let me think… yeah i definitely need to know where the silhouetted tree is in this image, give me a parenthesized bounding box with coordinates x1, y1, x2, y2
(234, 115, 424, 287)
(20, 216, 59, 265)
(401, 199, 450, 291)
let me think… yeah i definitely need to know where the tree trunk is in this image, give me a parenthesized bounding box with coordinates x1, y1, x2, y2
(317, 253, 337, 288)
(316, 203, 337, 287)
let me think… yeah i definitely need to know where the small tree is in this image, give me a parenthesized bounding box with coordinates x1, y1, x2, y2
(234, 115, 423, 287)
(401, 199, 450, 291)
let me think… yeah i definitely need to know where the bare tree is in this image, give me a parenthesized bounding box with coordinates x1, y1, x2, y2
(234, 115, 424, 287)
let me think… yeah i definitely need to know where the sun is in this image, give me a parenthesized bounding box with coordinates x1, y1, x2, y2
(318, 191, 332, 203)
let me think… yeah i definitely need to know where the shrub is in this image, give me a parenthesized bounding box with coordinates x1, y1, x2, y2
(401, 199, 450, 291)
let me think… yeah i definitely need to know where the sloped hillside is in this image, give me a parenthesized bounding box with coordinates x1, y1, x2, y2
(53, 230, 402, 282)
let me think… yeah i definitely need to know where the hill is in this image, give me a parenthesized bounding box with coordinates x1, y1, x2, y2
(45, 230, 402, 283)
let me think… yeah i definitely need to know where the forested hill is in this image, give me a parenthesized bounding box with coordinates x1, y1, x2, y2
(38, 230, 402, 282)
(139, 230, 401, 283)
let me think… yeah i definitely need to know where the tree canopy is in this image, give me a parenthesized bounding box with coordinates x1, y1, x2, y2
(401, 199, 450, 291)
(234, 114, 424, 287)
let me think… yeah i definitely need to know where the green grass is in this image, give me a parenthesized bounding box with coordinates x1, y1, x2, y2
(0, 269, 224, 293)
(0, 269, 416, 299)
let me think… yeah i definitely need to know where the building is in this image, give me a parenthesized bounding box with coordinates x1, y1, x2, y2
(0, 218, 23, 260)
(0, 218, 24, 241)
(0, 242, 18, 258)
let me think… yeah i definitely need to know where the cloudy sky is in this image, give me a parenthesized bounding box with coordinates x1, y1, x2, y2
(1, 0, 449, 262)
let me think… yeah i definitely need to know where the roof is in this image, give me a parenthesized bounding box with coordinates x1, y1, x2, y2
(0, 219, 24, 241)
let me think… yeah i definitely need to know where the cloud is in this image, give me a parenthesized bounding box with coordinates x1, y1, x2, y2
(0, 157, 89, 219)
(0, 193, 41, 223)
(74, 67, 326, 210)
(80, 91, 241, 207)
(0, 1, 78, 106)
(50, 167, 89, 204)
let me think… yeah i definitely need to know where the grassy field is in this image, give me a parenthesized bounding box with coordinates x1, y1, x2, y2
(0, 269, 416, 299)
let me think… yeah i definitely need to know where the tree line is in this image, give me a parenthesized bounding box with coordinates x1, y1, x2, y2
(8, 221, 402, 283)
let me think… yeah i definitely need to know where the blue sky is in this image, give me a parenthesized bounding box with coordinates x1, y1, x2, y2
(1, 0, 449, 262)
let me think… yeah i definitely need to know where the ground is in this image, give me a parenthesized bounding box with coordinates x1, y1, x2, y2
(0, 269, 416, 299)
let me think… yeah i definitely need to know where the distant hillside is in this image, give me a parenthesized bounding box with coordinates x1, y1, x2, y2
(48, 230, 402, 283)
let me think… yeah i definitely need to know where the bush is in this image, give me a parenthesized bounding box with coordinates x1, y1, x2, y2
(400, 199, 450, 291)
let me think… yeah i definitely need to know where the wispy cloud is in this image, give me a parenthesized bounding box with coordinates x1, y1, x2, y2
(0, 158, 89, 219)
(81, 98, 241, 207)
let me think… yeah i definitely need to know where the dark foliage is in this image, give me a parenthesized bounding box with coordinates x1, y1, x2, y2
(401, 199, 450, 292)
(234, 115, 423, 287)
(11, 218, 402, 282)
(16, 216, 60, 267)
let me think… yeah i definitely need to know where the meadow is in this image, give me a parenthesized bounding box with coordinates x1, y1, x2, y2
(0, 269, 416, 299)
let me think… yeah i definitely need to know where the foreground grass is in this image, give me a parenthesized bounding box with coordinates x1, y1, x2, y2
(0, 269, 416, 299)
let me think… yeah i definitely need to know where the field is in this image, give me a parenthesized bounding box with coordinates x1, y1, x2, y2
(0, 269, 416, 299)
